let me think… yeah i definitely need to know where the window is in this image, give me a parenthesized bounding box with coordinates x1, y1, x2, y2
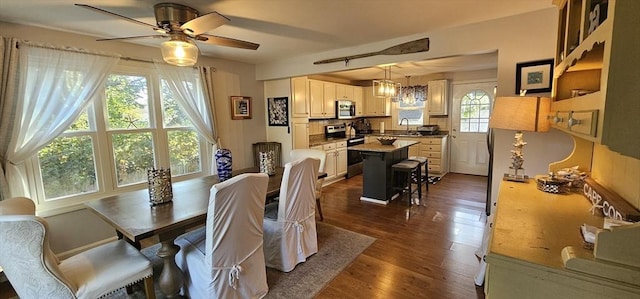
(459, 90, 491, 133)
(31, 64, 207, 212)
(396, 100, 426, 126)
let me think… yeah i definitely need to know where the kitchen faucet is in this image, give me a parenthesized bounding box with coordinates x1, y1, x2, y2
(400, 118, 409, 134)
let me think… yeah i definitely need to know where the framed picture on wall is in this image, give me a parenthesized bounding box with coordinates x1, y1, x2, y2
(231, 96, 252, 120)
(515, 59, 554, 94)
(268, 97, 289, 126)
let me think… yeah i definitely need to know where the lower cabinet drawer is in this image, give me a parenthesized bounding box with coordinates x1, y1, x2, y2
(422, 145, 440, 151)
(427, 164, 441, 172)
(421, 151, 441, 159)
(427, 158, 441, 166)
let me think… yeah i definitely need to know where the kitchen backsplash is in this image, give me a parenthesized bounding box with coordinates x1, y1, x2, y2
(309, 116, 450, 135)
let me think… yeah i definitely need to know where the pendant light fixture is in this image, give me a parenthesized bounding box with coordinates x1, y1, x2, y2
(372, 66, 401, 100)
(397, 76, 427, 104)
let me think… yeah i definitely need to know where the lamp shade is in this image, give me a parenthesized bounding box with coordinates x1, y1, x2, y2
(160, 36, 199, 67)
(489, 96, 550, 132)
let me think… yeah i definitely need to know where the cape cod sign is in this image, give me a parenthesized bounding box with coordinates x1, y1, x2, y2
(583, 178, 640, 222)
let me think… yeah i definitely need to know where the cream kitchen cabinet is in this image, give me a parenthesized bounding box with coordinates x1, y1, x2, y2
(417, 136, 448, 176)
(309, 80, 336, 119)
(336, 84, 354, 100)
(551, 0, 639, 159)
(353, 86, 364, 117)
(291, 76, 309, 118)
(322, 140, 347, 181)
(427, 80, 449, 116)
(291, 118, 309, 149)
(363, 86, 390, 116)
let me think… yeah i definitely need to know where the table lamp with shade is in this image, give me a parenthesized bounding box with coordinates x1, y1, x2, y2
(489, 96, 551, 182)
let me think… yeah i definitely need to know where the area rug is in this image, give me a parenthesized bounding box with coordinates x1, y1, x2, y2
(106, 222, 375, 299)
(411, 175, 442, 185)
(427, 176, 441, 184)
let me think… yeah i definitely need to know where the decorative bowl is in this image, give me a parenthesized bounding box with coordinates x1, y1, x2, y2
(377, 136, 397, 145)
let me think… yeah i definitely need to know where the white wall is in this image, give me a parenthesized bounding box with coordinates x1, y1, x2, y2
(264, 79, 294, 156)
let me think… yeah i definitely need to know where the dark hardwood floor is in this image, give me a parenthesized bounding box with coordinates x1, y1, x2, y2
(316, 172, 487, 299)
(0, 172, 488, 299)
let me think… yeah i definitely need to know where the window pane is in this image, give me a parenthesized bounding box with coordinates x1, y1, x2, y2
(460, 119, 470, 132)
(39, 136, 97, 199)
(161, 80, 193, 127)
(168, 129, 201, 175)
(112, 132, 155, 186)
(398, 109, 424, 126)
(67, 111, 90, 131)
(106, 74, 150, 129)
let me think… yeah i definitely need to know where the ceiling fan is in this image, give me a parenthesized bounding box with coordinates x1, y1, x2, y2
(75, 3, 260, 66)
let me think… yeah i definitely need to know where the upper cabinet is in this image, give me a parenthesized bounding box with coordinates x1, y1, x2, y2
(427, 80, 449, 116)
(309, 79, 336, 119)
(551, 0, 639, 158)
(363, 86, 390, 117)
(336, 84, 355, 100)
(291, 77, 309, 118)
(353, 86, 364, 117)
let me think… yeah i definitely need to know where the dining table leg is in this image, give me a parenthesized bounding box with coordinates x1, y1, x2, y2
(156, 230, 185, 298)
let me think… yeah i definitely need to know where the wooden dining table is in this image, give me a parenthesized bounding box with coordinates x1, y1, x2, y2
(85, 166, 322, 299)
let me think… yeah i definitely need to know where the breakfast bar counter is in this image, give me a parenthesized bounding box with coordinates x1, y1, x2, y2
(349, 140, 419, 204)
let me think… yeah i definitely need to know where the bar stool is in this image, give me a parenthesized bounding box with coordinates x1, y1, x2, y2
(392, 160, 421, 206)
(409, 156, 429, 193)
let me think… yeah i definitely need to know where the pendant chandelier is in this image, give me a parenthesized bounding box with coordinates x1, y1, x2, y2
(396, 76, 427, 104)
(372, 66, 401, 100)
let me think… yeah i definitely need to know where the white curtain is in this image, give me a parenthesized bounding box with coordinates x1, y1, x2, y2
(4, 42, 119, 198)
(154, 62, 219, 173)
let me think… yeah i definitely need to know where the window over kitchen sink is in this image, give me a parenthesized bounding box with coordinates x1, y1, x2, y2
(395, 100, 425, 126)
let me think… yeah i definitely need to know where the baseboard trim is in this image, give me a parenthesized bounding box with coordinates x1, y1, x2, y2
(56, 236, 118, 260)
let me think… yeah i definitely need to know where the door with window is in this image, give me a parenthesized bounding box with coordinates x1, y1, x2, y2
(450, 82, 495, 175)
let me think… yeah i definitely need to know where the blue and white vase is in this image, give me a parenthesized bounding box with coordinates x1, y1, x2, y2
(215, 148, 232, 181)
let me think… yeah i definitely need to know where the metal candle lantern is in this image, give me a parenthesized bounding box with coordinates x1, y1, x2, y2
(259, 151, 276, 175)
(147, 168, 173, 206)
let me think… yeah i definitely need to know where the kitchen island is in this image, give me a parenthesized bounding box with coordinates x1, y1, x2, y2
(349, 140, 419, 204)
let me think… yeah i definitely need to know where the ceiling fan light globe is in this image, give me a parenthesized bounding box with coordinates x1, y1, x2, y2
(161, 38, 199, 66)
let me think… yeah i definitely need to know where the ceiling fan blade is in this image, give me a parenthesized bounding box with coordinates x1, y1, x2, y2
(75, 4, 163, 32)
(96, 35, 167, 42)
(181, 12, 229, 36)
(196, 34, 259, 50)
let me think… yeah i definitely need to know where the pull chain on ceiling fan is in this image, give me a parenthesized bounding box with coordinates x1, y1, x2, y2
(75, 3, 260, 66)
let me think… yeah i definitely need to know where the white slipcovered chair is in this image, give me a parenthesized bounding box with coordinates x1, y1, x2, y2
(0, 197, 155, 299)
(175, 173, 269, 299)
(263, 157, 319, 272)
(291, 149, 327, 221)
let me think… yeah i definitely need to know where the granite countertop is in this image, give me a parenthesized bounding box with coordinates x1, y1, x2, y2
(367, 130, 449, 138)
(349, 140, 419, 152)
(308, 131, 448, 147)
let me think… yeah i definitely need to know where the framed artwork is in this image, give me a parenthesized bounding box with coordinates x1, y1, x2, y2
(515, 59, 554, 94)
(231, 96, 251, 120)
(268, 97, 289, 126)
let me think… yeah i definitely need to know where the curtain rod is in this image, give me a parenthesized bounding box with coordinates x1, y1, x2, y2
(16, 41, 217, 71)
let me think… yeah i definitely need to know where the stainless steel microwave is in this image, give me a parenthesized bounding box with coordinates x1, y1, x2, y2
(336, 100, 356, 119)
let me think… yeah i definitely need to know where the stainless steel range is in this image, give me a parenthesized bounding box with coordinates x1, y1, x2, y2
(346, 136, 365, 178)
(324, 124, 364, 178)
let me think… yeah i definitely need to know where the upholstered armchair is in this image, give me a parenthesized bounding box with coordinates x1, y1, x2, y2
(263, 157, 319, 272)
(0, 197, 155, 299)
(175, 173, 269, 299)
(291, 149, 327, 221)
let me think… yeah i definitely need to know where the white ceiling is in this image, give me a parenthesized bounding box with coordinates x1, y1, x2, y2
(0, 0, 553, 80)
